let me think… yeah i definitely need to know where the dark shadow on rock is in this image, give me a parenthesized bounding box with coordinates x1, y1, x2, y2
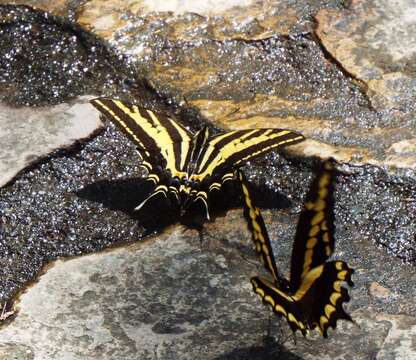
(215, 338, 303, 360)
(245, 183, 292, 211)
(76, 178, 152, 214)
(216, 179, 292, 210)
(76, 178, 179, 234)
(76, 177, 291, 234)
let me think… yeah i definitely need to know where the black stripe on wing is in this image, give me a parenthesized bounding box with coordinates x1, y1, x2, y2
(187, 126, 210, 176)
(289, 161, 336, 291)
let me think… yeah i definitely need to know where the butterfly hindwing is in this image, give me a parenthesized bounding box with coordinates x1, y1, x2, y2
(251, 275, 307, 335)
(251, 260, 353, 337)
(295, 260, 353, 336)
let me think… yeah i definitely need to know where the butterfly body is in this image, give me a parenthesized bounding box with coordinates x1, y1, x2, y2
(91, 98, 305, 219)
(240, 161, 354, 337)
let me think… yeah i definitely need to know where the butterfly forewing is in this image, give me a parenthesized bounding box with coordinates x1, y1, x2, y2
(289, 161, 336, 291)
(91, 99, 193, 178)
(187, 127, 210, 176)
(194, 129, 304, 183)
(239, 170, 282, 284)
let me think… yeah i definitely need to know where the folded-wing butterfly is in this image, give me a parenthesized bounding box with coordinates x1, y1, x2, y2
(239, 161, 354, 337)
(91, 98, 304, 219)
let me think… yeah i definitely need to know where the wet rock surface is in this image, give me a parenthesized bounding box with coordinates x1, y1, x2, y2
(0, 123, 147, 303)
(314, 0, 416, 169)
(0, 1, 414, 359)
(0, 4, 156, 107)
(315, 0, 416, 114)
(79, 0, 345, 41)
(77, 0, 415, 172)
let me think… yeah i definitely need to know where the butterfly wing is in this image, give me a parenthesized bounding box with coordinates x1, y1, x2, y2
(192, 129, 304, 184)
(251, 276, 307, 335)
(91, 98, 304, 220)
(251, 260, 354, 337)
(238, 170, 283, 285)
(247, 160, 354, 337)
(289, 161, 336, 291)
(91, 98, 193, 180)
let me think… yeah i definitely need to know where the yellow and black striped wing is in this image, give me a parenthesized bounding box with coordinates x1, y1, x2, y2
(251, 260, 354, 337)
(289, 161, 336, 291)
(239, 170, 281, 284)
(91, 98, 193, 179)
(191, 129, 305, 182)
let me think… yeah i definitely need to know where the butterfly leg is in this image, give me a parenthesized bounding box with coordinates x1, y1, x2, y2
(194, 191, 210, 220)
(221, 172, 235, 185)
(134, 184, 168, 211)
(168, 185, 180, 204)
(198, 228, 205, 249)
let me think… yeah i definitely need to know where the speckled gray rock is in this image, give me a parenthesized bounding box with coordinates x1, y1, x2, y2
(0, 227, 260, 360)
(0, 209, 415, 359)
(0, 342, 34, 360)
(0, 98, 102, 187)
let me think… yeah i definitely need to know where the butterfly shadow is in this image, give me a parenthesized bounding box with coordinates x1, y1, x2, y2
(76, 178, 179, 234)
(76, 177, 292, 236)
(242, 182, 292, 211)
(209, 179, 292, 215)
(214, 336, 304, 360)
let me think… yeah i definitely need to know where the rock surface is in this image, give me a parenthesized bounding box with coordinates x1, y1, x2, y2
(315, 0, 416, 169)
(0, 1, 415, 359)
(0, 210, 415, 359)
(0, 98, 102, 187)
(79, 0, 338, 41)
(76, 0, 416, 172)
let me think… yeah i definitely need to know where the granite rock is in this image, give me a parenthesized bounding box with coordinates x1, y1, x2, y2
(0, 209, 415, 359)
(0, 97, 102, 187)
